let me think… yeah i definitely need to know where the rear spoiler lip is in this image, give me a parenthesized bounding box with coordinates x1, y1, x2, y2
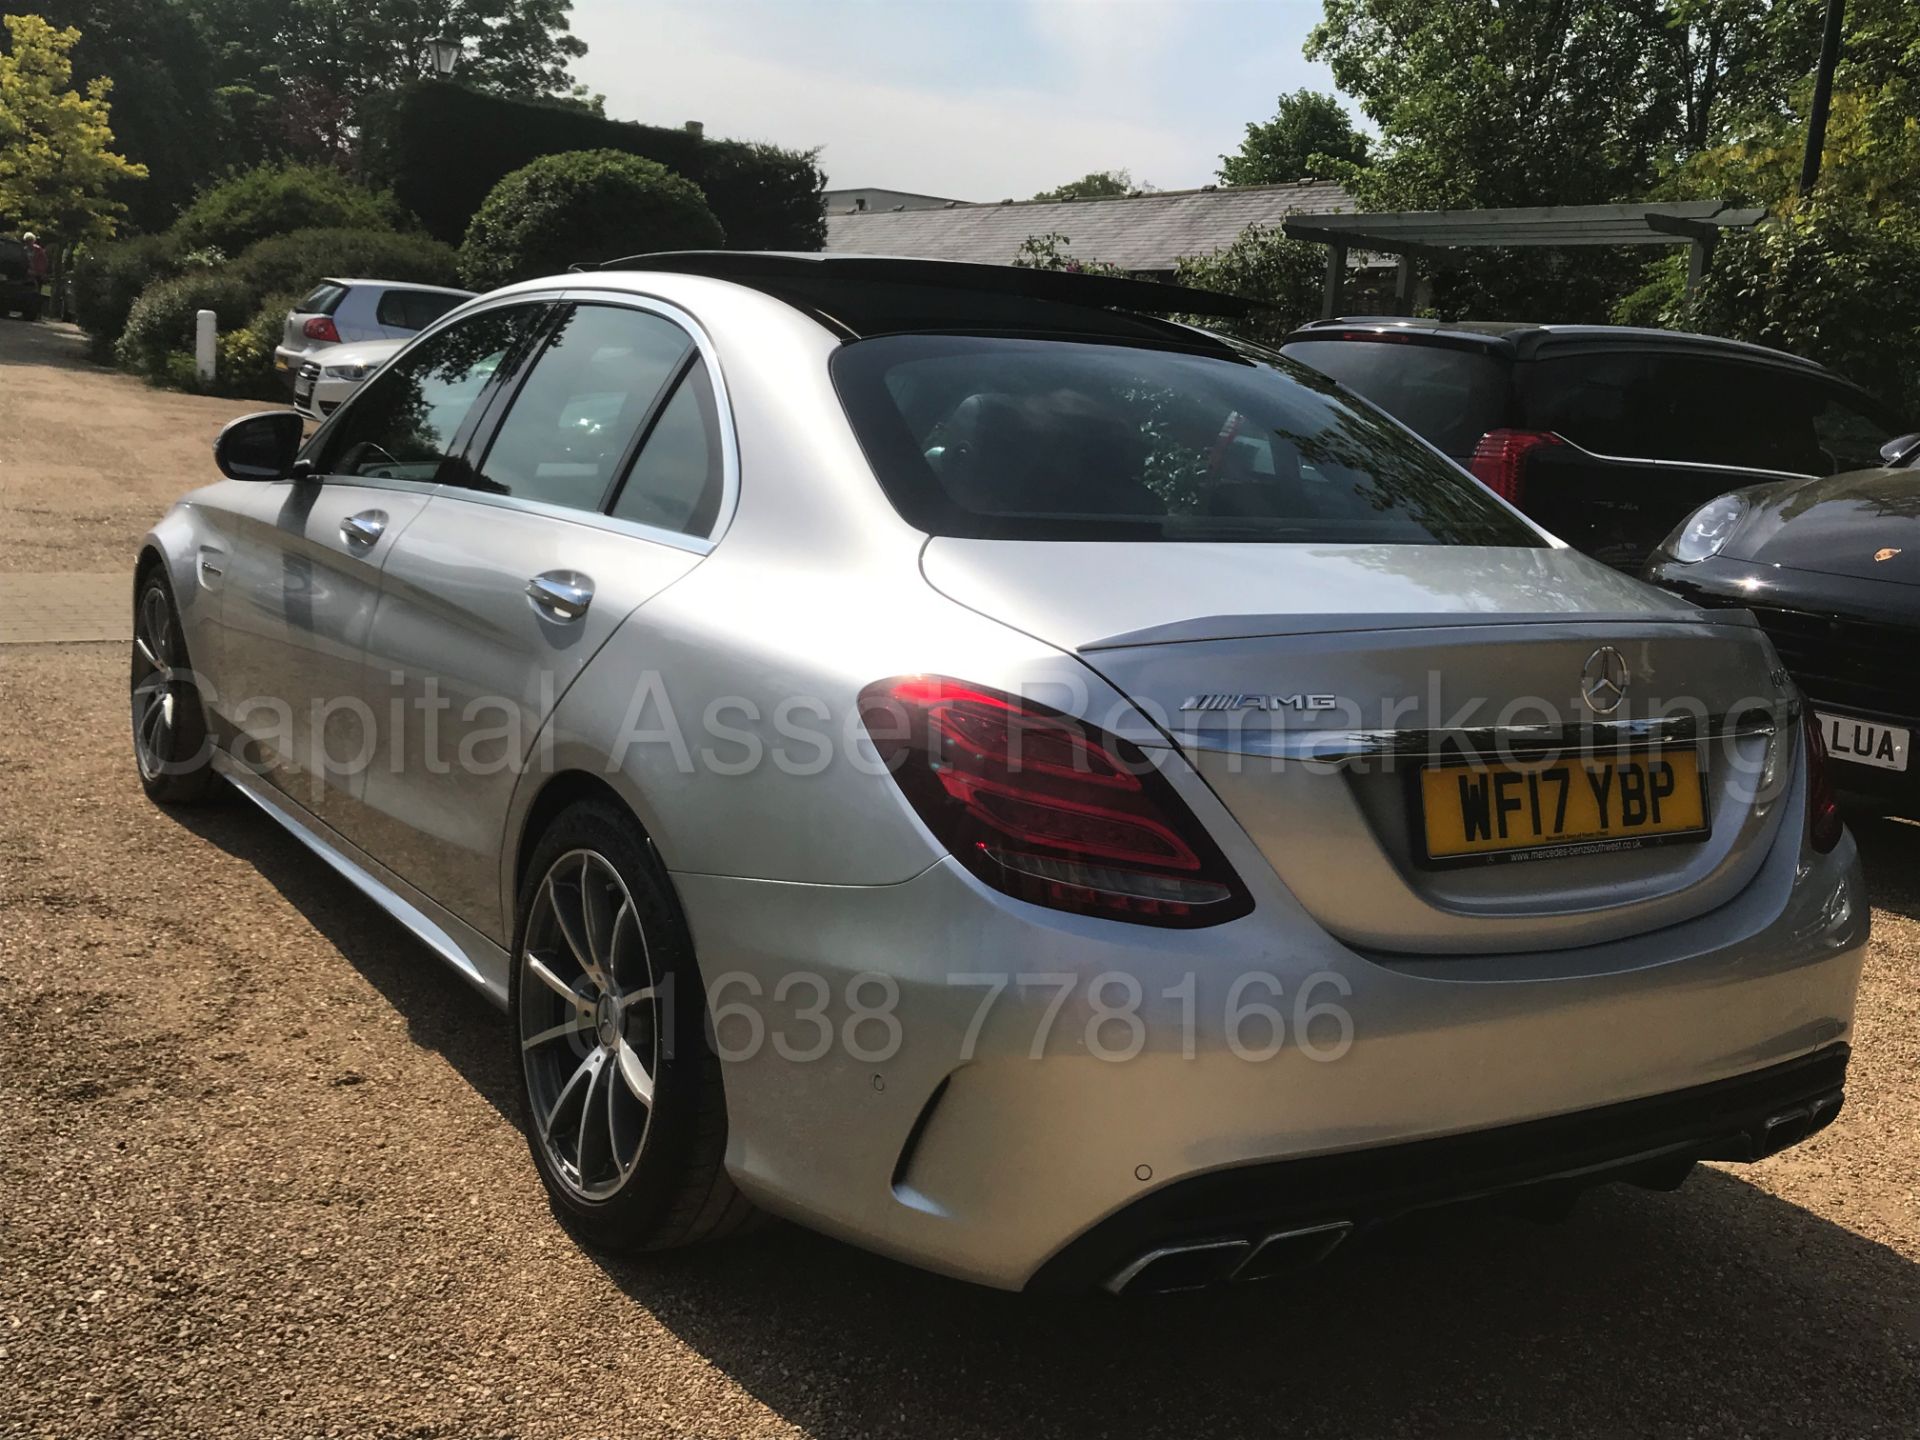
(1077, 607, 1762, 652)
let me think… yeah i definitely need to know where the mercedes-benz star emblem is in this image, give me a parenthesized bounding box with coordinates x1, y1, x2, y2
(1581, 646, 1629, 715)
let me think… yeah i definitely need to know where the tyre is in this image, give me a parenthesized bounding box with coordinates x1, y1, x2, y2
(510, 799, 756, 1251)
(131, 567, 219, 804)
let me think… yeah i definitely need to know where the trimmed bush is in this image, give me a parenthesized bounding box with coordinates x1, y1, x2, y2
(459, 150, 724, 290)
(115, 271, 262, 379)
(170, 163, 411, 257)
(72, 236, 183, 360)
(361, 81, 823, 249)
(235, 227, 462, 297)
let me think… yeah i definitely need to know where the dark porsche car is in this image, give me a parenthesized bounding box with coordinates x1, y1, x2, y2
(1280, 319, 1905, 573)
(1647, 434, 1920, 810)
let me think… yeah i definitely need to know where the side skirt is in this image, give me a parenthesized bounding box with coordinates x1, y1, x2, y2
(212, 753, 512, 1008)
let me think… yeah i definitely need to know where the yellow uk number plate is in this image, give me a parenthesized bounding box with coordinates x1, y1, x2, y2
(1418, 749, 1709, 865)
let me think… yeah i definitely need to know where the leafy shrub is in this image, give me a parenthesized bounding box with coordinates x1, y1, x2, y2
(115, 271, 262, 378)
(72, 236, 183, 359)
(1675, 202, 1920, 416)
(170, 163, 410, 256)
(1174, 223, 1326, 344)
(459, 150, 724, 290)
(235, 227, 462, 297)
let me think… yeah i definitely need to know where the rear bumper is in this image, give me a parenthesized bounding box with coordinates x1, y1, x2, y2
(675, 780, 1866, 1290)
(1032, 1043, 1849, 1292)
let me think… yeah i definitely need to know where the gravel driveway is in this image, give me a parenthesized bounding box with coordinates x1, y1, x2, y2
(2, 319, 1916, 1438)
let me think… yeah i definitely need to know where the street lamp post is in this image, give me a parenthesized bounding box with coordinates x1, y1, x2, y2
(427, 36, 463, 79)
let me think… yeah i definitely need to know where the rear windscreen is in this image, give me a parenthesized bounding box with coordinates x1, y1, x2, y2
(297, 283, 347, 316)
(1280, 339, 1508, 457)
(832, 334, 1541, 546)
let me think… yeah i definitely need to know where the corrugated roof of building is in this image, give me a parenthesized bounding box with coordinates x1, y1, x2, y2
(821, 180, 1357, 271)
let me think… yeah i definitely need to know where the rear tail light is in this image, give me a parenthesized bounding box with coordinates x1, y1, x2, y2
(1468, 428, 1562, 505)
(859, 677, 1253, 927)
(303, 315, 341, 343)
(1803, 710, 1844, 854)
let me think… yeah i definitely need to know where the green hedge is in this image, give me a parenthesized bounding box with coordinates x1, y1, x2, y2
(361, 82, 823, 252)
(72, 236, 184, 361)
(171, 163, 412, 256)
(115, 271, 263, 379)
(461, 151, 724, 289)
(235, 227, 462, 296)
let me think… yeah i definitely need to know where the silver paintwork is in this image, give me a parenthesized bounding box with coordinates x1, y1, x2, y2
(141, 266, 1869, 1290)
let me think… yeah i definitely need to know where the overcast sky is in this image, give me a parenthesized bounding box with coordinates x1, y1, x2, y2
(570, 0, 1339, 200)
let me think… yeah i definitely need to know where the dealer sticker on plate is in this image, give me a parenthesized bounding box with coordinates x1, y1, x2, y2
(1817, 712, 1911, 772)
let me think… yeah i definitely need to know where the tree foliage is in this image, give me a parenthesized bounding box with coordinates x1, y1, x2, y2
(1009, 232, 1128, 274)
(169, 163, 410, 255)
(1174, 224, 1326, 344)
(1660, 204, 1920, 415)
(0, 14, 146, 241)
(460, 149, 724, 290)
(1031, 169, 1142, 203)
(1218, 89, 1370, 186)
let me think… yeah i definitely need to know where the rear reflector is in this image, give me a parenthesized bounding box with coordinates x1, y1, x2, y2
(859, 677, 1252, 927)
(1468, 428, 1562, 504)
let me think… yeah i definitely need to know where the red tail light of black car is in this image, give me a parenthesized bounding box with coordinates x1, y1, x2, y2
(859, 677, 1253, 928)
(1468, 428, 1563, 504)
(1803, 710, 1844, 854)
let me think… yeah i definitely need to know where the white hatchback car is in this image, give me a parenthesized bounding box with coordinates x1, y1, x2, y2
(272, 277, 473, 392)
(291, 337, 405, 420)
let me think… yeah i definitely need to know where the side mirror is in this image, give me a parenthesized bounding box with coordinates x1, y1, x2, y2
(1878, 432, 1920, 467)
(214, 410, 306, 481)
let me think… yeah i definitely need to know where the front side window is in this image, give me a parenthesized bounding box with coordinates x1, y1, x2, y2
(470, 304, 693, 513)
(833, 334, 1540, 545)
(314, 304, 543, 482)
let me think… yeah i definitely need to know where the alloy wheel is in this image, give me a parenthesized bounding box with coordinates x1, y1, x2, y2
(131, 584, 178, 781)
(519, 850, 661, 1201)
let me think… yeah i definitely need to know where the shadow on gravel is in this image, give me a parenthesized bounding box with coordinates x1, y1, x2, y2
(0, 319, 99, 373)
(165, 796, 519, 1121)
(599, 1172, 1920, 1439)
(173, 792, 1920, 1439)
(1844, 801, 1920, 924)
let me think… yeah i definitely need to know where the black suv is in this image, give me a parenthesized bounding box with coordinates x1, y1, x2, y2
(1279, 319, 1906, 571)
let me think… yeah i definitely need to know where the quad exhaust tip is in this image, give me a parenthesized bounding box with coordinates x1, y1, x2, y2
(1105, 1222, 1353, 1296)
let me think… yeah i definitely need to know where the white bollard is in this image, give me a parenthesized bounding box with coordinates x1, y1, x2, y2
(194, 309, 217, 383)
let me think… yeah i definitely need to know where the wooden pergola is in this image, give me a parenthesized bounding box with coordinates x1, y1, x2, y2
(1282, 201, 1767, 318)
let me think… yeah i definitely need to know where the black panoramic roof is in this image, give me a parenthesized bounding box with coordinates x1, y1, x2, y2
(1282, 315, 1831, 372)
(589, 251, 1266, 347)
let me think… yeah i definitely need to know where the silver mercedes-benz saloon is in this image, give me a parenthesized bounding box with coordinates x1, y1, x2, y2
(132, 254, 1866, 1294)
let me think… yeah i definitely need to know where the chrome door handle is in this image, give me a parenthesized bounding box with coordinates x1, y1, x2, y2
(526, 571, 594, 622)
(340, 510, 388, 547)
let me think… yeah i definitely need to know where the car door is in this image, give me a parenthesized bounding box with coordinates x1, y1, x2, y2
(358, 297, 732, 941)
(220, 299, 552, 833)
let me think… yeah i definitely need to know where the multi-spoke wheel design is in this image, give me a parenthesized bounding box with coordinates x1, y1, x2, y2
(519, 849, 661, 1202)
(131, 582, 180, 782)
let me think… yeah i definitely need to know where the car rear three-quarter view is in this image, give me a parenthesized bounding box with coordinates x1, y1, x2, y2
(132, 254, 1868, 1296)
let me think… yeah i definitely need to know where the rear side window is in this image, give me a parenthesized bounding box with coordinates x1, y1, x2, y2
(833, 334, 1541, 546)
(1280, 339, 1508, 456)
(376, 287, 466, 331)
(1524, 352, 1899, 476)
(297, 283, 346, 316)
(609, 358, 724, 537)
